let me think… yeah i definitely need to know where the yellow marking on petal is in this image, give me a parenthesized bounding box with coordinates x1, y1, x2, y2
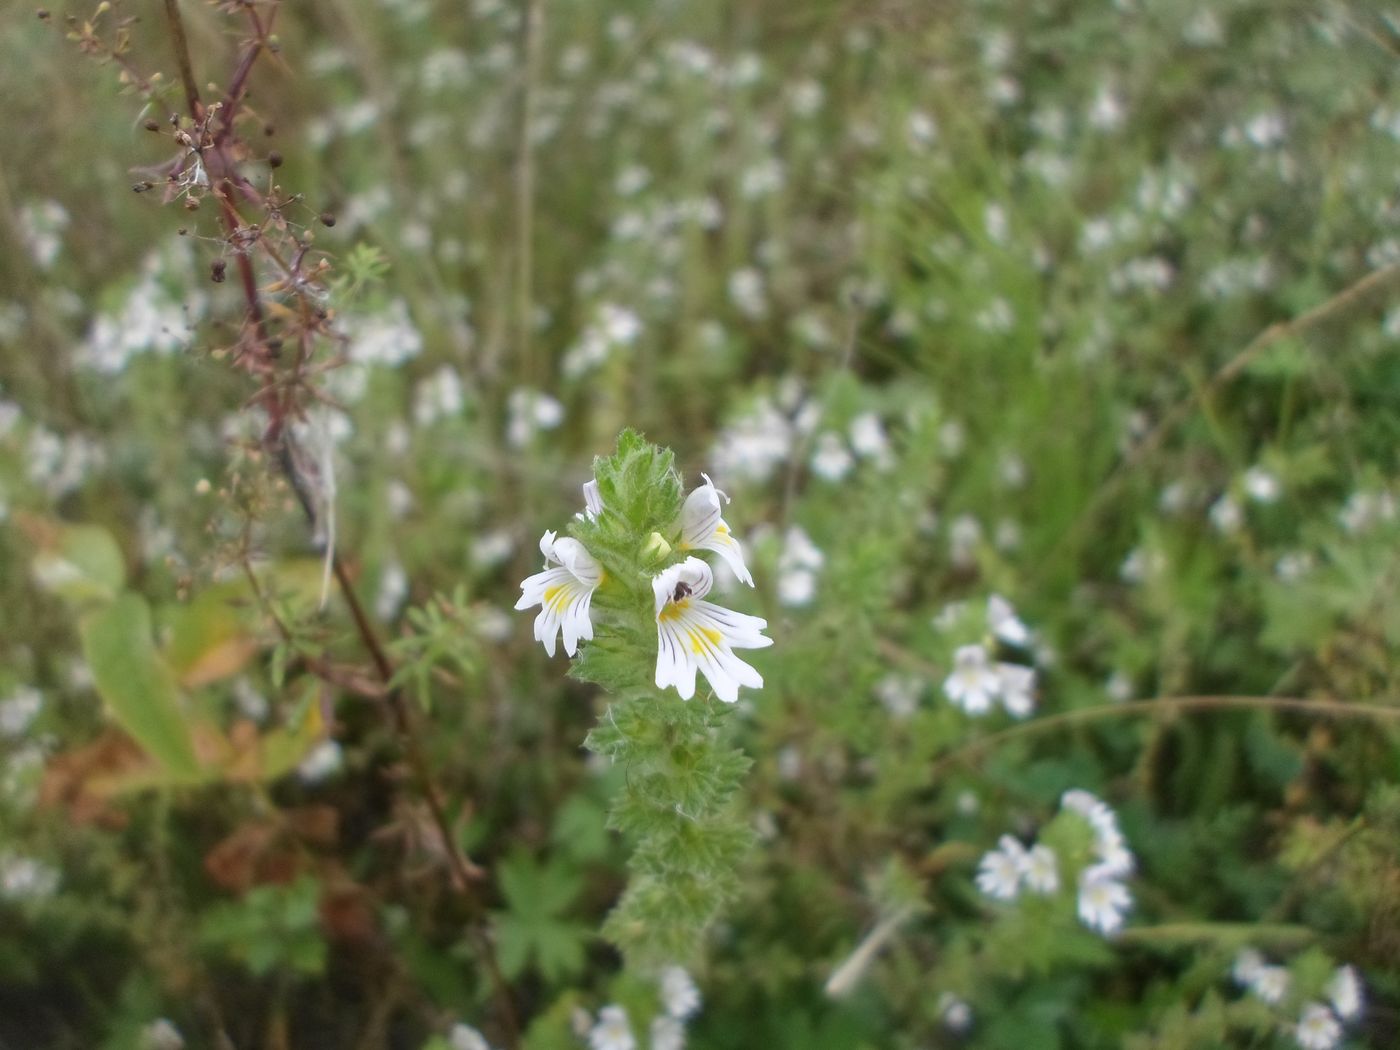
(659, 598, 690, 622)
(715, 522, 729, 535)
(686, 626, 723, 652)
(544, 585, 572, 611)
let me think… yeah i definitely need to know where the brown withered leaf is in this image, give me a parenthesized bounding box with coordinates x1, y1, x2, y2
(38, 730, 155, 827)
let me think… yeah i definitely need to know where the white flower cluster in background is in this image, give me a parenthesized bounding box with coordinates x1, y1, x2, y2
(585, 965, 700, 1050)
(1231, 952, 1363, 1050)
(562, 303, 643, 378)
(976, 789, 1135, 937)
(942, 595, 1037, 718)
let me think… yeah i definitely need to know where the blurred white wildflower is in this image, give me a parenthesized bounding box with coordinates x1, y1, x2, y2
(937, 992, 973, 1033)
(661, 965, 701, 1019)
(875, 673, 923, 720)
(589, 1005, 636, 1050)
(728, 268, 768, 320)
(1327, 965, 1363, 1021)
(347, 298, 422, 367)
(1209, 494, 1244, 534)
(906, 111, 938, 148)
(562, 303, 642, 378)
(649, 1016, 685, 1050)
(17, 200, 69, 269)
(777, 526, 824, 608)
(848, 413, 893, 468)
(789, 79, 824, 116)
(1022, 843, 1060, 894)
(949, 514, 982, 568)
(711, 399, 793, 484)
(1106, 670, 1134, 703)
(810, 431, 854, 481)
(506, 388, 564, 447)
(414, 366, 466, 425)
(1088, 83, 1125, 131)
(140, 1019, 185, 1050)
(1339, 490, 1396, 534)
(376, 561, 409, 622)
(1077, 865, 1131, 934)
(996, 663, 1036, 719)
(297, 740, 344, 784)
(986, 594, 1031, 647)
(1243, 466, 1280, 503)
(944, 645, 999, 715)
(448, 1023, 492, 1050)
(0, 687, 42, 737)
(976, 834, 1028, 900)
(1294, 1004, 1341, 1050)
(0, 852, 59, 901)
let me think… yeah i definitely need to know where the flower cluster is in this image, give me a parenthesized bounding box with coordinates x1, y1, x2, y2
(942, 595, 1038, 718)
(585, 965, 701, 1050)
(976, 789, 1134, 936)
(1232, 952, 1363, 1050)
(516, 472, 771, 703)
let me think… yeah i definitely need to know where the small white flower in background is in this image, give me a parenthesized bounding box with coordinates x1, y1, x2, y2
(1022, 843, 1060, 894)
(986, 594, 1031, 646)
(937, 992, 973, 1033)
(944, 645, 1000, 715)
(1250, 964, 1291, 1005)
(1294, 1003, 1342, 1050)
(449, 1023, 493, 1050)
(976, 835, 1027, 901)
(652, 558, 771, 703)
(677, 475, 754, 586)
(470, 530, 516, 570)
(848, 412, 893, 469)
(949, 514, 982, 568)
(505, 388, 564, 448)
(875, 674, 923, 720)
(649, 1015, 685, 1050)
(0, 852, 59, 901)
(938, 420, 966, 458)
(516, 531, 604, 658)
(995, 663, 1036, 718)
(777, 526, 824, 608)
(810, 431, 854, 481)
(1209, 494, 1243, 534)
(589, 1005, 636, 1050)
(0, 687, 42, 737)
(375, 561, 409, 622)
(660, 964, 701, 1019)
(297, 739, 344, 784)
(141, 1018, 185, 1050)
(998, 452, 1027, 489)
(1061, 789, 1135, 877)
(1232, 948, 1265, 987)
(1338, 490, 1396, 534)
(727, 268, 768, 320)
(1106, 670, 1133, 703)
(1242, 466, 1280, 503)
(1076, 865, 1131, 934)
(1327, 964, 1363, 1020)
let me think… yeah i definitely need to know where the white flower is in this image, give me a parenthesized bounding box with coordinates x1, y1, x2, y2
(1232, 948, 1265, 987)
(976, 835, 1027, 900)
(652, 558, 771, 703)
(515, 531, 604, 657)
(582, 479, 604, 520)
(297, 739, 344, 784)
(944, 645, 1000, 715)
(986, 594, 1031, 646)
(0, 687, 42, 737)
(1076, 865, 1131, 934)
(1243, 466, 1280, 503)
(1021, 843, 1060, 895)
(1295, 1003, 1342, 1050)
(937, 992, 972, 1032)
(1327, 964, 1363, 1021)
(660, 964, 701, 1019)
(649, 1015, 685, 1050)
(777, 568, 818, 607)
(996, 663, 1036, 718)
(677, 474, 753, 586)
(810, 432, 855, 481)
(1209, 494, 1243, 534)
(449, 1023, 492, 1050)
(1250, 965, 1291, 1005)
(589, 1005, 636, 1050)
(141, 1019, 185, 1050)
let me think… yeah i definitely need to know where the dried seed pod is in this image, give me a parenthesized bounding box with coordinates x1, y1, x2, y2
(211, 259, 227, 283)
(319, 212, 336, 228)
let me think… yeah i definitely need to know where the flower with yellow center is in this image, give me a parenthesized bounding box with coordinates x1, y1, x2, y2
(677, 474, 754, 586)
(652, 557, 770, 702)
(515, 530, 604, 657)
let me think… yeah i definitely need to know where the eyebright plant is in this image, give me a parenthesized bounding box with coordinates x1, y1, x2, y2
(516, 430, 770, 965)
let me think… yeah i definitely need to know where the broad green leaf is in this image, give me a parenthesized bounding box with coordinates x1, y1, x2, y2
(80, 592, 201, 780)
(28, 519, 126, 605)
